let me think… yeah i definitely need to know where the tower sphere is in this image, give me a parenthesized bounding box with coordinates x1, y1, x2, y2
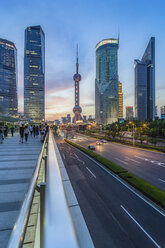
(73, 73, 81, 82)
(73, 106, 82, 114)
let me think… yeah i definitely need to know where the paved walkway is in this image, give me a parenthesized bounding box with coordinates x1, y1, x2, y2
(0, 133, 42, 248)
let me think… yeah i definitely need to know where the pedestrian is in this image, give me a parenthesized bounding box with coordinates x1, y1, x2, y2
(4, 126, 8, 138)
(40, 127, 45, 143)
(24, 125, 29, 142)
(29, 125, 33, 136)
(19, 124, 24, 143)
(33, 125, 35, 138)
(10, 126, 14, 136)
(35, 125, 39, 137)
(0, 127, 3, 144)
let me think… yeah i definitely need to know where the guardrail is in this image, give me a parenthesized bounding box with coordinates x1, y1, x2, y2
(43, 131, 79, 248)
(7, 133, 48, 248)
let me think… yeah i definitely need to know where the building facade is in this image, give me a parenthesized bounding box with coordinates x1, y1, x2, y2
(118, 81, 123, 119)
(24, 25, 45, 121)
(126, 106, 134, 120)
(0, 39, 17, 116)
(95, 39, 119, 125)
(161, 106, 165, 120)
(134, 37, 155, 121)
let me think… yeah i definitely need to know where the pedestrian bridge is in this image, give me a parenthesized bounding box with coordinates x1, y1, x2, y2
(0, 132, 93, 248)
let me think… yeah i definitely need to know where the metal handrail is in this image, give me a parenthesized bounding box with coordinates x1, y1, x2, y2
(43, 131, 79, 248)
(7, 133, 48, 248)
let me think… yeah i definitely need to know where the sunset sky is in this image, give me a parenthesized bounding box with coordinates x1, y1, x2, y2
(1, 0, 165, 120)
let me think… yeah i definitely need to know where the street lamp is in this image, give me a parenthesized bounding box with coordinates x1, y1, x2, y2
(129, 121, 135, 146)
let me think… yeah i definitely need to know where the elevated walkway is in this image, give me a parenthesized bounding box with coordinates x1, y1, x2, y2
(0, 134, 42, 247)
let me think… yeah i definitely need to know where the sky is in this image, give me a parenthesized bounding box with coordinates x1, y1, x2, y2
(0, 0, 165, 120)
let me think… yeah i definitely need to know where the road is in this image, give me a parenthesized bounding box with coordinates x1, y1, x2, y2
(69, 134, 165, 192)
(56, 138, 165, 248)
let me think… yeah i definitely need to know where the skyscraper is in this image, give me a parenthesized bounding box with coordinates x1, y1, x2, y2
(73, 46, 83, 123)
(126, 106, 134, 120)
(118, 81, 123, 119)
(95, 39, 119, 125)
(135, 37, 155, 121)
(0, 39, 17, 116)
(24, 25, 45, 121)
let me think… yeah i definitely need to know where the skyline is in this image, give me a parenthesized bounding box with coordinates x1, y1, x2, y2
(0, 0, 165, 120)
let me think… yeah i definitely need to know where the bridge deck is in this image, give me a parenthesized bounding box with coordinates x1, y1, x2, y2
(0, 133, 42, 247)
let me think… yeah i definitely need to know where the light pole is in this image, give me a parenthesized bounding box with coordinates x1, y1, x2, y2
(129, 121, 135, 146)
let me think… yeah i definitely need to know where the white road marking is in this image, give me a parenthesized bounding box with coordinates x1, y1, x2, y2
(86, 167, 96, 178)
(125, 157, 141, 164)
(62, 154, 65, 160)
(74, 153, 79, 159)
(115, 158, 128, 165)
(70, 145, 165, 217)
(121, 205, 161, 248)
(74, 153, 85, 165)
(158, 178, 165, 183)
(135, 155, 165, 167)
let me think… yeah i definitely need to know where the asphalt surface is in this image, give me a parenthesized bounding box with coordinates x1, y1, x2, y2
(70, 134, 165, 192)
(57, 138, 165, 248)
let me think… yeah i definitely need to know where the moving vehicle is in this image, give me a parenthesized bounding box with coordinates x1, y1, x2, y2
(96, 141, 102, 145)
(101, 140, 107, 143)
(88, 145, 95, 150)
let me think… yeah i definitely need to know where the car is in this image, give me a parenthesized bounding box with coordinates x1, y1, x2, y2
(96, 141, 102, 145)
(101, 140, 107, 143)
(88, 145, 95, 150)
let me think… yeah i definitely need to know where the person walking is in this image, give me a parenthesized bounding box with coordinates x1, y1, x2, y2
(19, 124, 24, 143)
(30, 125, 33, 136)
(24, 126, 29, 142)
(0, 128, 3, 144)
(33, 125, 35, 138)
(4, 126, 8, 138)
(10, 126, 14, 136)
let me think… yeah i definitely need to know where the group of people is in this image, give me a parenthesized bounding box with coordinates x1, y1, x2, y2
(19, 124, 49, 143)
(0, 126, 15, 144)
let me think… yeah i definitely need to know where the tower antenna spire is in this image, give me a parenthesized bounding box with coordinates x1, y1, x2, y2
(76, 44, 79, 73)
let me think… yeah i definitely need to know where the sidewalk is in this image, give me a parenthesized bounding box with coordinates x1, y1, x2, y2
(0, 133, 42, 247)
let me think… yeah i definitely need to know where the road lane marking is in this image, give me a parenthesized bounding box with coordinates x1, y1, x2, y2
(115, 158, 128, 165)
(135, 155, 165, 167)
(68, 144, 165, 217)
(158, 178, 165, 183)
(74, 153, 85, 165)
(86, 167, 96, 178)
(121, 205, 161, 248)
(125, 157, 141, 164)
(62, 154, 65, 160)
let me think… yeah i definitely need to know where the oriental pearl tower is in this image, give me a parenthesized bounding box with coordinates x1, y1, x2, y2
(73, 45, 83, 123)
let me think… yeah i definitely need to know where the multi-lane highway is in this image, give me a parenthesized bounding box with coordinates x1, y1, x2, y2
(56, 138, 165, 248)
(70, 134, 165, 192)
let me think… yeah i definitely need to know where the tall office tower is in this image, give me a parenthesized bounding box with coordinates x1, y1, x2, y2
(95, 39, 119, 125)
(118, 82, 123, 119)
(67, 114, 71, 123)
(126, 106, 134, 120)
(161, 106, 165, 120)
(24, 26, 45, 121)
(0, 39, 17, 116)
(134, 37, 155, 121)
(73, 46, 83, 123)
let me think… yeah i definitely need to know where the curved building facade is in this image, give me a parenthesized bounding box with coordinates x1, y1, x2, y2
(0, 39, 17, 116)
(24, 25, 45, 121)
(95, 39, 119, 125)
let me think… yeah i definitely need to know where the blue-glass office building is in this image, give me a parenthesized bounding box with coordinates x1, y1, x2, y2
(135, 37, 155, 121)
(0, 39, 17, 116)
(95, 39, 119, 125)
(24, 25, 45, 121)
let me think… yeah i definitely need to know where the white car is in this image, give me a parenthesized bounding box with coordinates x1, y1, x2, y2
(101, 140, 107, 143)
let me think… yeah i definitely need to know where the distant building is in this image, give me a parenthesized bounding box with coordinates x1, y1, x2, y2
(126, 106, 134, 120)
(61, 117, 67, 124)
(54, 119, 60, 126)
(0, 39, 18, 116)
(135, 37, 155, 121)
(24, 25, 45, 122)
(155, 106, 158, 118)
(118, 82, 123, 119)
(161, 106, 165, 120)
(67, 114, 71, 123)
(95, 38, 119, 125)
(83, 115, 87, 123)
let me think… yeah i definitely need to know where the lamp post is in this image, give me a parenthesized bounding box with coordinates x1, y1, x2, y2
(129, 121, 135, 146)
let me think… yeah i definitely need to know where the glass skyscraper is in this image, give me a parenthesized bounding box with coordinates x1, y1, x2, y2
(0, 39, 17, 116)
(135, 37, 155, 121)
(24, 25, 45, 121)
(95, 39, 119, 125)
